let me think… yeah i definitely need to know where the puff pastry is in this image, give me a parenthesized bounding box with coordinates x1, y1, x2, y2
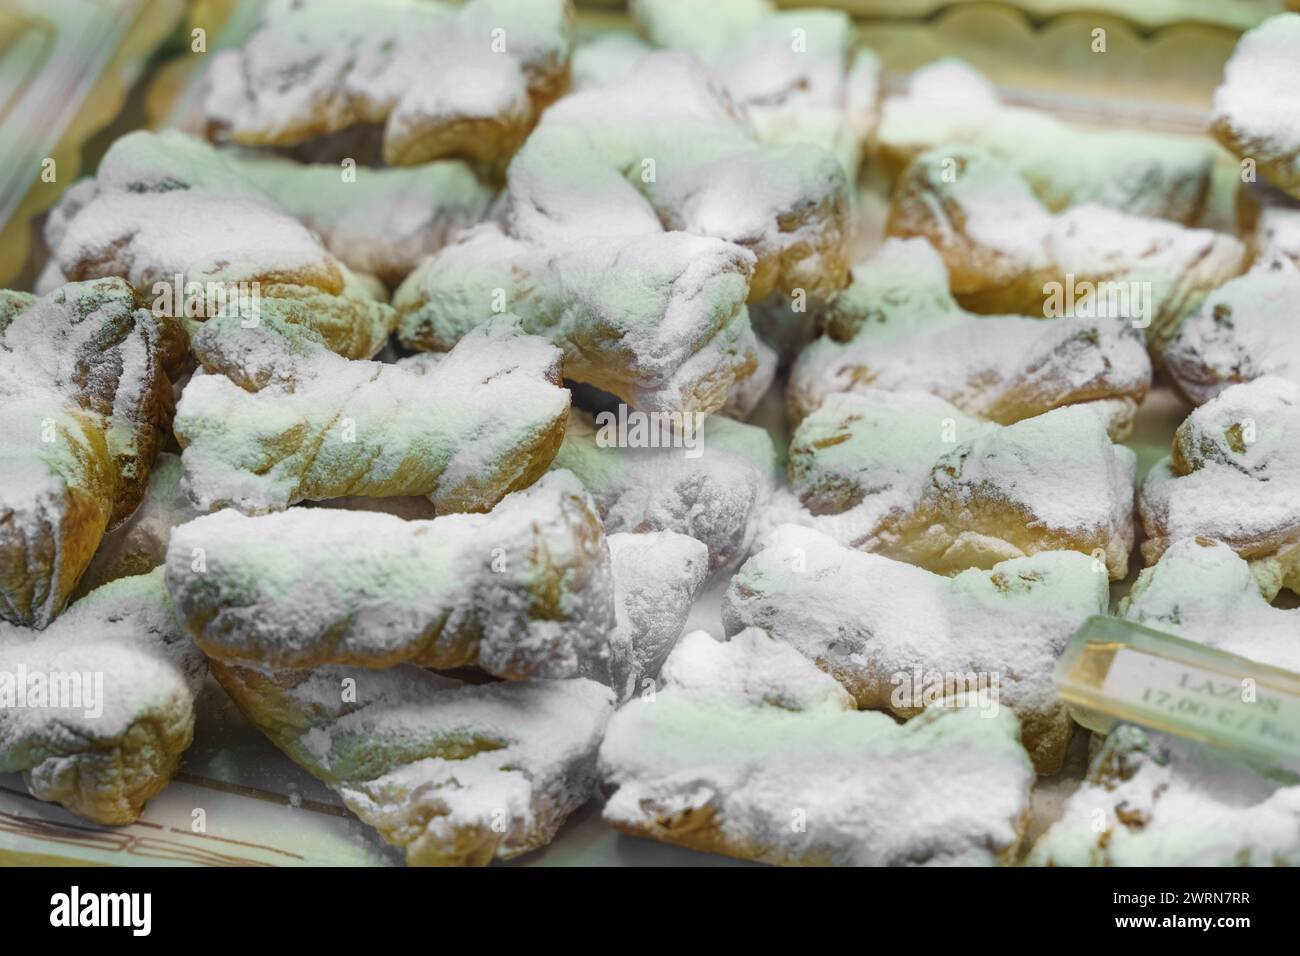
(1163, 259, 1300, 405)
(724, 524, 1108, 772)
(395, 222, 760, 416)
(598, 628, 1035, 866)
(1031, 725, 1300, 866)
(629, 0, 881, 176)
(43, 131, 398, 361)
(879, 58, 1213, 223)
(210, 663, 613, 866)
(175, 314, 569, 514)
(1211, 13, 1300, 201)
(1, 279, 174, 627)
(202, 0, 573, 168)
(1138, 376, 1300, 598)
(782, 390, 1136, 579)
(789, 237, 1152, 437)
(1120, 536, 1300, 674)
(165, 471, 615, 679)
(550, 410, 776, 570)
(887, 146, 1246, 352)
(0, 568, 206, 824)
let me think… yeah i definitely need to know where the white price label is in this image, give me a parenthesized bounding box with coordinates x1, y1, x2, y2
(1102, 648, 1300, 752)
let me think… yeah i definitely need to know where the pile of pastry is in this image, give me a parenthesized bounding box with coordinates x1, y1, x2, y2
(2, 0, 1298, 866)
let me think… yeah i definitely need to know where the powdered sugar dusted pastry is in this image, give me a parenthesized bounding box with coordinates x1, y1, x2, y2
(165, 471, 614, 680)
(218, 149, 491, 288)
(549, 410, 776, 570)
(879, 58, 1213, 223)
(175, 314, 569, 514)
(1031, 725, 1300, 866)
(504, 52, 849, 303)
(1, 279, 175, 628)
(1211, 13, 1300, 200)
(1120, 537, 1300, 674)
(629, 0, 881, 176)
(888, 146, 1246, 352)
(72, 453, 202, 601)
(598, 628, 1035, 865)
(43, 132, 397, 361)
(1138, 376, 1300, 598)
(788, 238, 1152, 437)
(606, 531, 709, 701)
(1239, 181, 1300, 269)
(0, 568, 206, 824)
(786, 391, 1136, 579)
(202, 0, 573, 168)
(1163, 259, 1300, 405)
(210, 663, 613, 866)
(724, 524, 1107, 773)
(395, 222, 760, 415)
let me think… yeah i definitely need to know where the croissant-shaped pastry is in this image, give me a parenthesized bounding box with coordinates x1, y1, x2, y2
(549, 409, 776, 570)
(1031, 725, 1300, 866)
(628, 0, 882, 176)
(209, 663, 613, 866)
(395, 223, 760, 415)
(1, 279, 174, 627)
(1120, 536, 1300, 674)
(202, 0, 573, 169)
(789, 237, 1152, 438)
(888, 146, 1246, 352)
(0, 568, 206, 824)
(598, 628, 1035, 866)
(43, 131, 399, 361)
(1138, 376, 1300, 598)
(164, 471, 614, 679)
(174, 313, 569, 514)
(782, 390, 1136, 579)
(1163, 260, 1300, 405)
(1211, 13, 1300, 201)
(878, 58, 1213, 223)
(724, 524, 1108, 773)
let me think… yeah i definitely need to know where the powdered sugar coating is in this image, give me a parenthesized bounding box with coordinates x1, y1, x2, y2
(504, 51, 850, 302)
(165, 470, 614, 681)
(212, 661, 613, 866)
(0, 568, 206, 824)
(550, 410, 777, 570)
(395, 222, 760, 415)
(724, 524, 1108, 772)
(598, 628, 1035, 865)
(1031, 725, 1300, 866)
(630, 0, 881, 176)
(202, 0, 572, 167)
(785, 390, 1136, 578)
(1139, 376, 1300, 596)
(879, 58, 1212, 222)
(789, 237, 1152, 436)
(175, 314, 569, 514)
(1120, 537, 1300, 674)
(888, 147, 1246, 351)
(1164, 260, 1300, 405)
(607, 531, 709, 701)
(44, 132, 399, 360)
(0, 279, 173, 628)
(1211, 13, 1300, 199)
